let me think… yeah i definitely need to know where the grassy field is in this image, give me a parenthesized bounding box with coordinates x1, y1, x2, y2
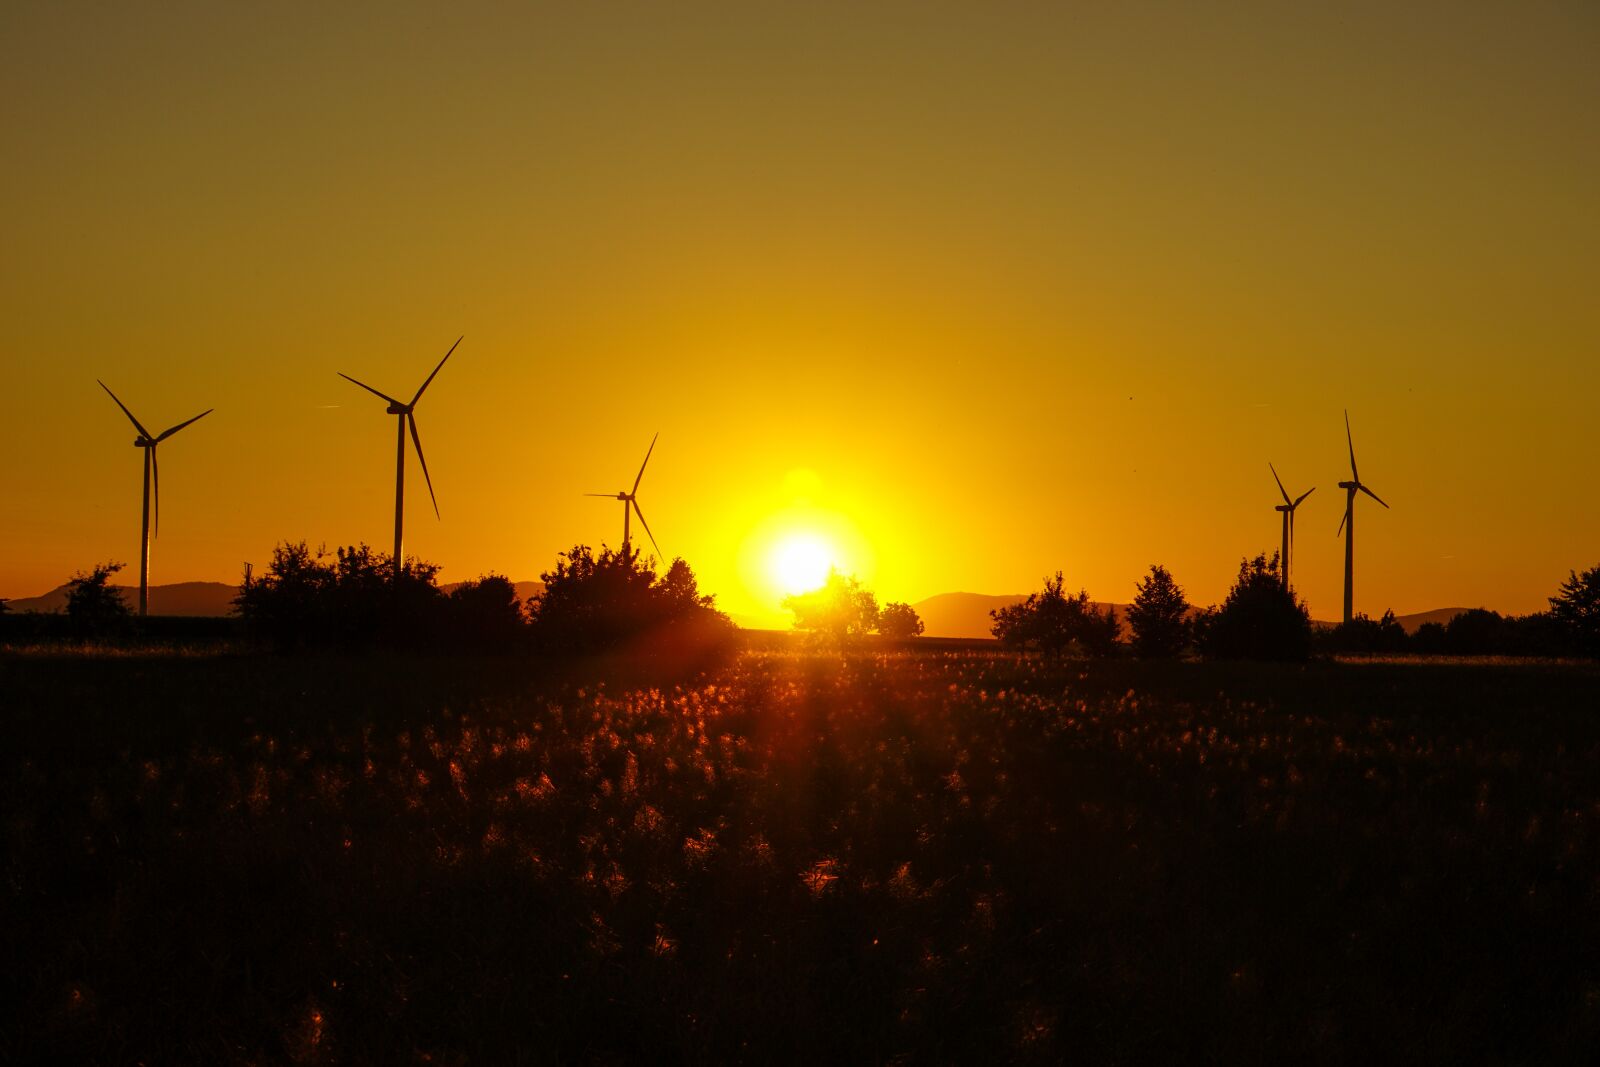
(4, 646, 1599, 1063)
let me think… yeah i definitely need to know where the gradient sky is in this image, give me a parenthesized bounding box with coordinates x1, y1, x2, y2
(3, 1, 1596, 626)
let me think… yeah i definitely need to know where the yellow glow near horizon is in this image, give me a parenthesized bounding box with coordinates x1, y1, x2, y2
(732, 473, 880, 624)
(769, 533, 834, 596)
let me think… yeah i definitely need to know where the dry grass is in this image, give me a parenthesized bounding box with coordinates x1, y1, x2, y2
(4, 649, 1598, 1062)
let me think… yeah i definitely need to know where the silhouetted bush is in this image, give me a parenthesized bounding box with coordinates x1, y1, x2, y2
(66, 561, 132, 638)
(446, 574, 527, 654)
(1196, 553, 1310, 661)
(991, 572, 1119, 658)
(783, 570, 880, 640)
(529, 546, 734, 665)
(1444, 608, 1512, 657)
(1550, 564, 1600, 658)
(1412, 621, 1448, 654)
(1321, 610, 1410, 655)
(1126, 564, 1190, 658)
(877, 602, 924, 640)
(236, 542, 448, 652)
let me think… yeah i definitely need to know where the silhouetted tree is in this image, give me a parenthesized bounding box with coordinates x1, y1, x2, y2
(1550, 564, 1600, 658)
(236, 542, 446, 652)
(1444, 608, 1510, 657)
(66, 561, 131, 636)
(1196, 553, 1310, 661)
(1412, 621, 1448, 654)
(1507, 611, 1566, 658)
(530, 545, 733, 662)
(784, 569, 880, 640)
(447, 574, 526, 654)
(991, 572, 1118, 658)
(1322, 610, 1409, 655)
(1126, 565, 1189, 658)
(877, 602, 924, 640)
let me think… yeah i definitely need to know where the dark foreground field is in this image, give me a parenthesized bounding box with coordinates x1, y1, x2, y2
(4, 648, 1599, 1064)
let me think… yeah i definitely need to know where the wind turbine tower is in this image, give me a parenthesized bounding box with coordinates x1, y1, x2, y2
(1336, 411, 1390, 624)
(1269, 463, 1314, 591)
(587, 433, 663, 560)
(97, 382, 213, 616)
(338, 337, 461, 579)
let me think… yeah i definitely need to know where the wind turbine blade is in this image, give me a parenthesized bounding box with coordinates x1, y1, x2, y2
(411, 336, 462, 406)
(1294, 486, 1315, 507)
(1345, 410, 1359, 481)
(98, 381, 152, 438)
(408, 414, 440, 519)
(1269, 462, 1291, 505)
(1337, 503, 1348, 538)
(156, 408, 213, 442)
(1359, 483, 1389, 509)
(632, 432, 658, 495)
(584, 492, 619, 498)
(631, 499, 662, 559)
(151, 445, 160, 539)
(338, 373, 402, 405)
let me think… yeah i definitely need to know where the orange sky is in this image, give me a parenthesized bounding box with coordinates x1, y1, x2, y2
(3, 2, 1596, 626)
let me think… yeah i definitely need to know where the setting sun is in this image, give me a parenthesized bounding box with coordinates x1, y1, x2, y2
(770, 533, 834, 596)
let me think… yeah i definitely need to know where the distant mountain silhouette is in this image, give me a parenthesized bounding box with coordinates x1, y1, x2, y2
(7, 581, 235, 616)
(8, 579, 546, 617)
(1387, 608, 1478, 634)
(912, 592, 1482, 640)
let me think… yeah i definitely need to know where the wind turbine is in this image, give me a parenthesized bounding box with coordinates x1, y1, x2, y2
(1336, 410, 1389, 623)
(586, 433, 662, 560)
(338, 336, 461, 579)
(97, 381, 213, 616)
(1269, 463, 1314, 591)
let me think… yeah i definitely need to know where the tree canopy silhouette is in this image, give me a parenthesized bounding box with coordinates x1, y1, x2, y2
(529, 545, 733, 663)
(1322, 610, 1409, 655)
(1196, 553, 1310, 661)
(1126, 564, 1189, 658)
(783, 570, 880, 640)
(235, 542, 512, 653)
(990, 572, 1118, 658)
(1550, 564, 1600, 658)
(877, 601, 924, 640)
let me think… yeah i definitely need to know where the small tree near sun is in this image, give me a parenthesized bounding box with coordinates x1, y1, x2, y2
(878, 602, 924, 640)
(784, 569, 880, 639)
(1126, 564, 1190, 658)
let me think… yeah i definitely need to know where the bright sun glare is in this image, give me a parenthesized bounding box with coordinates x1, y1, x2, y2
(770, 534, 834, 596)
